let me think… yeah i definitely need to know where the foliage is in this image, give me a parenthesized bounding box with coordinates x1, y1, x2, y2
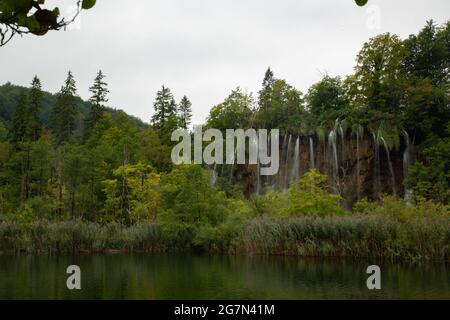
(283, 170, 345, 216)
(0, 0, 96, 45)
(51, 71, 79, 144)
(206, 88, 254, 130)
(178, 96, 193, 129)
(151, 86, 178, 128)
(306, 76, 349, 126)
(405, 132, 450, 204)
(85, 70, 109, 138)
(240, 211, 449, 260)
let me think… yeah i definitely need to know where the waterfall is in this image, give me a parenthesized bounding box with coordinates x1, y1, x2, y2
(380, 137, 397, 196)
(209, 164, 218, 185)
(253, 135, 261, 195)
(256, 161, 261, 195)
(278, 135, 288, 189)
(328, 130, 339, 188)
(291, 137, 300, 182)
(266, 133, 272, 189)
(229, 146, 235, 183)
(309, 137, 315, 169)
(284, 135, 292, 190)
(356, 132, 361, 201)
(373, 133, 381, 198)
(403, 131, 415, 202)
(339, 122, 345, 163)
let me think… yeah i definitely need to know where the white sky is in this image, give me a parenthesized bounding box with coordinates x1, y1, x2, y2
(0, 0, 449, 125)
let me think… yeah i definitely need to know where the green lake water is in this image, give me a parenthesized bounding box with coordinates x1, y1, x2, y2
(0, 254, 448, 300)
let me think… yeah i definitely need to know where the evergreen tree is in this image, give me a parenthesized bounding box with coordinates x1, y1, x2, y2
(86, 70, 109, 137)
(258, 68, 276, 127)
(178, 95, 192, 129)
(51, 71, 78, 144)
(258, 67, 275, 109)
(404, 20, 449, 86)
(29, 75, 43, 141)
(11, 91, 30, 144)
(151, 86, 177, 128)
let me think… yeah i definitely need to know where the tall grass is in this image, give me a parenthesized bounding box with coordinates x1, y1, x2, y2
(0, 213, 448, 260)
(238, 214, 450, 260)
(0, 219, 165, 255)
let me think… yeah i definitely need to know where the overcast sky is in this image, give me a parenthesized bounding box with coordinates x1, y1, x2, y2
(1, 0, 449, 125)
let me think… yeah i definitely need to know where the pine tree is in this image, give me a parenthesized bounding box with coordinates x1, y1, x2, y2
(86, 70, 109, 137)
(258, 68, 275, 127)
(29, 75, 43, 141)
(178, 95, 192, 129)
(259, 67, 275, 108)
(11, 91, 30, 144)
(151, 86, 177, 128)
(51, 71, 78, 144)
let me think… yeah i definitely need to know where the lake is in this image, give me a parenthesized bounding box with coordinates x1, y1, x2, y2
(0, 254, 448, 300)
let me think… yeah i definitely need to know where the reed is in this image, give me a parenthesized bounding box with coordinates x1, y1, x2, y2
(0, 211, 448, 260)
(238, 214, 449, 260)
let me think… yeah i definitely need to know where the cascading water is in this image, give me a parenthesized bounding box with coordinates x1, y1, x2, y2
(403, 131, 415, 202)
(291, 137, 300, 182)
(229, 145, 236, 183)
(380, 136, 397, 196)
(284, 135, 292, 190)
(309, 137, 315, 169)
(277, 135, 288, 189)
(373, 133, 381, 198)
(339, 121, 345, 162)
(210, 164, 218, 185)
(256, 161, 261, 195)
(253, 136, 261, 195)
(328, 130, 339, 188)
(356, 131, 361, 200)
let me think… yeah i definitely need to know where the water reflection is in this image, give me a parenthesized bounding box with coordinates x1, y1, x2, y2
(0, 255, 448, 300)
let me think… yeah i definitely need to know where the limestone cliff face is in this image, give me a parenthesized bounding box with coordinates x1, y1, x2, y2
(244, 135, 409, 207)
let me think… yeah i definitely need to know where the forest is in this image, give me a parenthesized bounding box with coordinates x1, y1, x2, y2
(0, 21, 449, 260)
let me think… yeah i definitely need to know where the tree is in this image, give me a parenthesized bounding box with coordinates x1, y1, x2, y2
(160, 165, 229, 227)
(10, 91, 31, 144)
(0, 0, 96, 46)
(402, 21, 450, 141)
(137, 128, 173, 172)
(255, 79, 304, 132)
(151, 86, 178, 128)
(51, 71, 79, 144)
(259, 68, 275, 109)
(349, 33, 407, 115)
(29, 75, 43, 141)
(102, 162, 161, 224)
(306, 76, 349, 124)
(86, 70, 109, 137)
(405, 130, 450, 204)
(284, 170, 344, 217)
(257, 68, 276, 128)
(404, 20, 449, 86)
(178, 96, 193, 129)
(206, 88, 254, 130)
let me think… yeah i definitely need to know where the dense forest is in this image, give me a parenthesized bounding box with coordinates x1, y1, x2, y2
(0, 21, 449, 259)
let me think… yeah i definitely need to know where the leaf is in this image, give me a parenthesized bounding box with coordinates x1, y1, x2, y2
(355, 0, 368, 6)
(34, 9, 58, 28)
(82, 0, 96, 10)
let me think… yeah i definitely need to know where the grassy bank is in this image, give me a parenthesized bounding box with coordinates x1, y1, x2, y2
(1, 213, 448, 261)
(240, 215, 449, 260)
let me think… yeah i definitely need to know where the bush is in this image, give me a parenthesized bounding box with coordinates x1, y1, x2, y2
(249, 170, 346, 217)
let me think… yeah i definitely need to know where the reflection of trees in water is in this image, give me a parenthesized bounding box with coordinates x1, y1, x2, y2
(0, 255, 448, 300)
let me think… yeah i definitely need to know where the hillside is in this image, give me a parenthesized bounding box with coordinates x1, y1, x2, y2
(0, 82, 148, 130)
